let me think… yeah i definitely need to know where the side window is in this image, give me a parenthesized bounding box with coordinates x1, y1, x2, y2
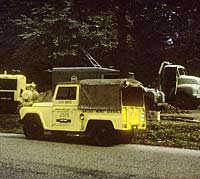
(56, 87, 77, 100)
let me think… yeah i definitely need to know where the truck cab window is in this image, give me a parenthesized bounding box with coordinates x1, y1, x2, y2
(56, 87, 77, 100)
(178, 68, 186, 76)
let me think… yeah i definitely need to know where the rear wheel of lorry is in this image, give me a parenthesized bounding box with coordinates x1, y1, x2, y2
(175, 92, 198, 110)
(23, 116, 44, 140)
(92, 123, 116, 146)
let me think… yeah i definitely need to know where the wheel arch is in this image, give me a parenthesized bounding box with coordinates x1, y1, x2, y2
(21, 113, 46, 129)
(22, 113, 45, 140)
(85, 119, 115, 132)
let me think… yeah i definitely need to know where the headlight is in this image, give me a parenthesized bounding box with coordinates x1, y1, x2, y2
(80, 113, 84, 120)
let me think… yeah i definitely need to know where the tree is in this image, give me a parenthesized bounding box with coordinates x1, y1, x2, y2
(126, 0, 200, 84)
(12, 0, 118, 69)
(1, 0, 200, 89)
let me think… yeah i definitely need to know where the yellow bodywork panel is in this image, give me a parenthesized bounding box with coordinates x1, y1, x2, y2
(122, 106, 146, 130)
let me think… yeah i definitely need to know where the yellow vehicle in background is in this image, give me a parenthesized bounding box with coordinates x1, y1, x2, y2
(0, 70, 38, 113)
(19, 78, 146, 146)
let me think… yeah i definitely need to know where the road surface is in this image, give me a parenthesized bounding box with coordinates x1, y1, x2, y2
(0, 133, 200, 179)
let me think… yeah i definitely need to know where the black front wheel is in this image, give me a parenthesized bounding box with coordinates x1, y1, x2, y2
(23, 117, 44, 140)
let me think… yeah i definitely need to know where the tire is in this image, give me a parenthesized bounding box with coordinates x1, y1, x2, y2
(92, 124, 116, 146)
(175, 92, 198, 110)
(23, 116, 44, 140)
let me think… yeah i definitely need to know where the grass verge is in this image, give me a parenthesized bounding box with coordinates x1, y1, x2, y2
(134, 120, 200, 150)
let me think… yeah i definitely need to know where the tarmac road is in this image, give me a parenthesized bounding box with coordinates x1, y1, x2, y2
(0, 133, 200, 179)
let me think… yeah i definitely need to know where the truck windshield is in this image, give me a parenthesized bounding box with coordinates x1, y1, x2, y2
(122, 87, 144, 107)
(0, 79, 17, 90)
(56, 87, 77, 100)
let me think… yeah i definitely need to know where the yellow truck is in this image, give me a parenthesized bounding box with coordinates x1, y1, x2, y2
(19, 79, 146, 146)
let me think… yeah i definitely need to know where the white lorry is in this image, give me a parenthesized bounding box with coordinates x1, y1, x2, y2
(159, 61, 200, 109)
(19, 78, 146, 146)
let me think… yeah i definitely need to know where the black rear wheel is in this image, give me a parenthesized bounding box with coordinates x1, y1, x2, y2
(92, 124, 116, 146)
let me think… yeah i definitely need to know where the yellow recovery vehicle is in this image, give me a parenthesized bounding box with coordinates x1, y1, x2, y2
(19, 78, 146, 146)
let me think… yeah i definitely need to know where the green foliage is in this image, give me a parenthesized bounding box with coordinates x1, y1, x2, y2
(0, 0, 200, 88)
(12, 1, 117, 64)
(134, 120, 200, 150)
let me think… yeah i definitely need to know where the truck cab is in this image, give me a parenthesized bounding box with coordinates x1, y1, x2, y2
(160, 64, 185, 97)
(19, 79, 146, 146)
(158, 61, 200, 109)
